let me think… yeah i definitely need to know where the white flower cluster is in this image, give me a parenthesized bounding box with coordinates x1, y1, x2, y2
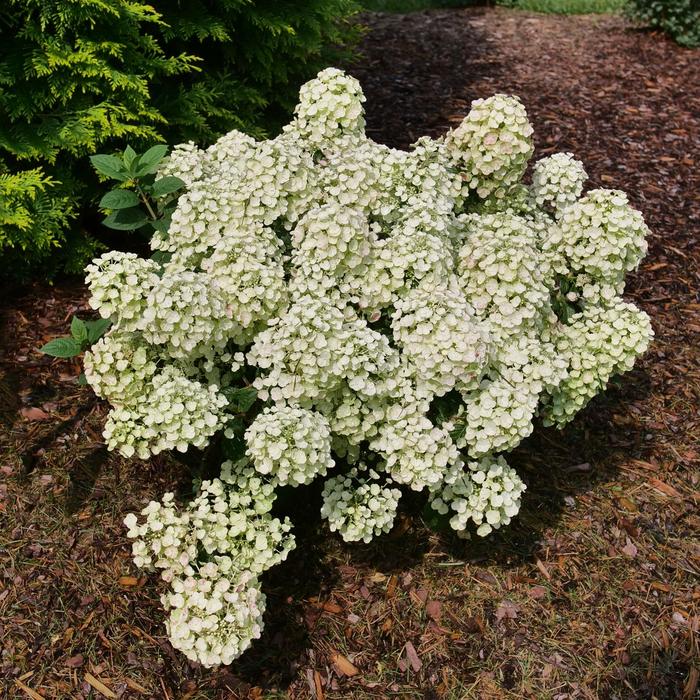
(245, 405, 334, 486)
(392, 285, 488, 397)
(103, 365, 227, 459)
(85, 251, 159, 324)
(85, 69, 652, 665)
(542, 300, 653, 427)
(530, 153, 587, 215)
(429, 456, 526, 536)
(321, 466, 402, 543)
(445, 94, 534, 199)
(456, 212, 550, 342)
(124, 466, 295, 667)
(545, 189, 649, 300)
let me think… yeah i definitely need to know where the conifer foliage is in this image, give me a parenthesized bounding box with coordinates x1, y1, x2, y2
(0, 0, 358, 277)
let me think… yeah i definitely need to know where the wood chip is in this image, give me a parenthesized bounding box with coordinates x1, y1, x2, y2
(536, 559, 552, 580)
(404, 641, 422, 672)
(648, 478, 682, 499)
(118, 575, 140, 586)
(313, 670, 324, 700)
(84, 673, 117, 699)
(14, 680, 44, 700)
(330, 652, 359, 677)
(124, 677, 149, 694)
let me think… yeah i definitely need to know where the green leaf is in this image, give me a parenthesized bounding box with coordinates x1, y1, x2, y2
(102, 207, 149, 231)
(85, 318, 111, 344)
(222, 417, 247, 461)
(223, 386, 258, 413)
(123, 145, 138, 173)
(134, 145, 168, 177)
(70, 316, 88, 344)
(99, 189, 140, 210)
(39, 337, 82, 358)
(90, 154, 128, 182)
(77, 373, 88, 386)
(152, 176, 186, 198)
(152, 214, 172, 235)
(150, 250, 172, 265)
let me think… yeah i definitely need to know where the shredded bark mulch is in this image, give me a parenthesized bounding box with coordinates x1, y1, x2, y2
(1, 8, 698, 700)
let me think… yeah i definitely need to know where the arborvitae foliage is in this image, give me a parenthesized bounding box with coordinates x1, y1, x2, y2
(0, 0, 359, 279)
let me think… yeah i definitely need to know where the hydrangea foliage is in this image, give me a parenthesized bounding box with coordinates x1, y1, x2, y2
(83, 68, 653, 666)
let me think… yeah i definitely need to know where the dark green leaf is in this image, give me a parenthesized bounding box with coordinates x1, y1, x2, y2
(221, 416, 248, 460)
(85, 318, 111, 343)
(123, 145, 138, 172)
(70, 316, 88, 344)
(77, 372, 88, 386)
(134, 144, 168, 177)
(223, 386, 258, 413)
(102, 207, 149, 231)
(150, 250, 172, 265)
(90, 154, 128, 182)
(152, 176, 186, 198)
(152, 215, 171, 235)
(39, 337, 82, 358)
(99, 189, 140, 210)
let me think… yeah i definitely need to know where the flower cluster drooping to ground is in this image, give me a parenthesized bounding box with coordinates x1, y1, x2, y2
(82, 68, 653, 666)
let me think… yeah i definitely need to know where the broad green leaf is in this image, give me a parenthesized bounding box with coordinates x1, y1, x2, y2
(152, 176, 186, 198)
(85, 318, 111, 343)
(90, 154, 128, 181)
(152, 214, 171, 235)
(102, 207, 149, 231)
(99, 189, 140, 210)
(123, 145, 138, 172)
(134, 144, 168, 177)
(40, 337, 82, 358)
(223, 386, 258, 413)
(150, 250, 172, 265)
(70, 316, 88, 344)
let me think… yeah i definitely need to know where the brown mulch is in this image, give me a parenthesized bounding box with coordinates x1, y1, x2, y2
(1, 8, 699, 700)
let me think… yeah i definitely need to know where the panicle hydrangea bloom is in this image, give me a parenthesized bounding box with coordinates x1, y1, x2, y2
(542, 300, 653, 427)
(140, 271, 235, 359)
(83, 69, 652, 666)
(445, 94, 534, 199)
(287, 67, 365, 145)
(391, 285, 489, 398)
(429, 456, 526, 536)
(124, 493, 196, 580)
(544, 189, 649, 299)
(103, 365, 227, 459)
(245, 405, 334, 486)
(125, 471, 295, 667)
(83, 332, 158, 405)
(86, 251, 160, 325)
(291, 203, 375, 288)
(530, 152, 588, 215)
(163, 564, 265, 668)
(456, 212, 551, 342)
(321, 466, 402, 543)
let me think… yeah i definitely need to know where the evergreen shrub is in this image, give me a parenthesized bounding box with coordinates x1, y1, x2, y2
(0, 0, 358, 278)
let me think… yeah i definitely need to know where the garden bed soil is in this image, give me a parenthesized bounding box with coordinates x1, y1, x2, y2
(1, 7, 698, 699)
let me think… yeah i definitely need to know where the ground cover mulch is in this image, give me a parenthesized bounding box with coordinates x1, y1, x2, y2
(1, 8, 698, 699)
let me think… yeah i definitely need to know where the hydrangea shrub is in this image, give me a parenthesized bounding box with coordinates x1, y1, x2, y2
(83, 68, 653, 666)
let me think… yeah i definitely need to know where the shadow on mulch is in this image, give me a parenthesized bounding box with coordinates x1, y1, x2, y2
(349, 8, 500, 147)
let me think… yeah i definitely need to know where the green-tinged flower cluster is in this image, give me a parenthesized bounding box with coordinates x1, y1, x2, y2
(93, 68, 651, 665)
(124, 464, 294, 667)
